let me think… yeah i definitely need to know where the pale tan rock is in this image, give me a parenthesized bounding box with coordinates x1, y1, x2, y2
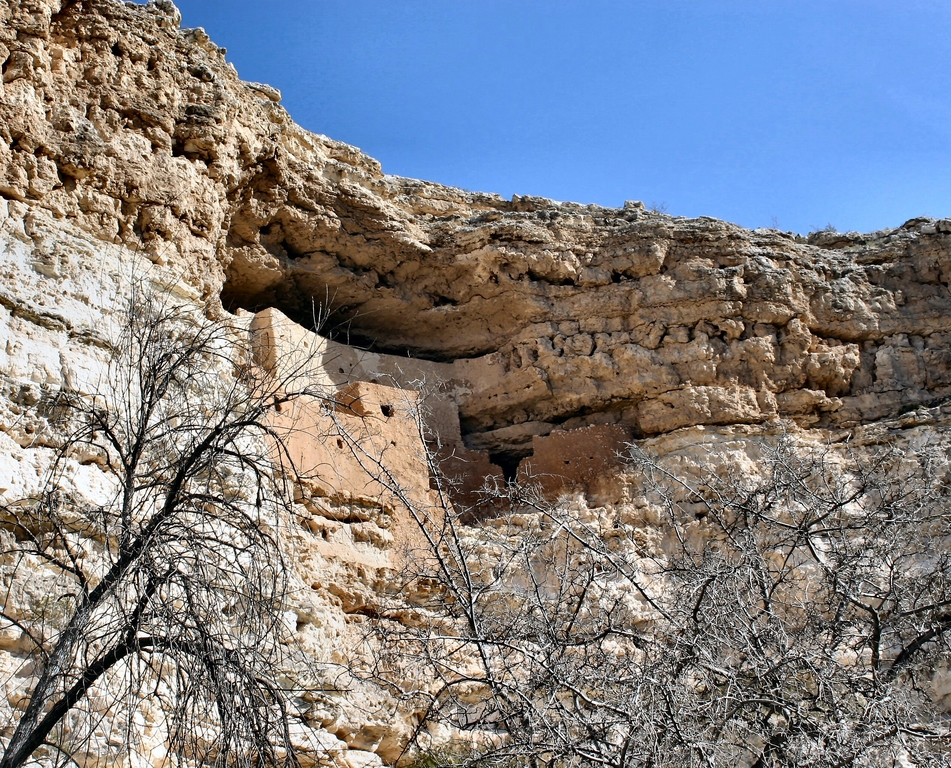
(1, 0, 951, 763)
(0, 0, 946, 459)
(637, 385, 766, 435)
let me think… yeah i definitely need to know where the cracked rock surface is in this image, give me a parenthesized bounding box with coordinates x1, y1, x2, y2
(2, 0, 950, 457)
(2, 1, 951, 763)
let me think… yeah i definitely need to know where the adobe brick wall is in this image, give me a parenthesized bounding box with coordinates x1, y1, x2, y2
(252, 307, 631, 522)
(518, 424, 632, 499)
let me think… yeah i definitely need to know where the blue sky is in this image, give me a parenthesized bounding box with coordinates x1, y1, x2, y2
(170, 1, 950, 234)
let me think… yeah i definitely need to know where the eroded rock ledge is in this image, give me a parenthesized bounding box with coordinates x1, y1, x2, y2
(2, 0, 951, 462)
(3, 2, 951, 763)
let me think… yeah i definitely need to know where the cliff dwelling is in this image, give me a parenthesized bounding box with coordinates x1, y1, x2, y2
(2, 1, 951, 766)
(248, 307, 628, 516)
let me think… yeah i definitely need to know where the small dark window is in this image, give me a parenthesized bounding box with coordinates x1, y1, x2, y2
(336, 438, 344, 449)
(380, 404, 394, 417)
(489, 452, 521, 482)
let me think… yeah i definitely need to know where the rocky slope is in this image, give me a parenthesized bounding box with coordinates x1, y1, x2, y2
(1, 0, 950, 765)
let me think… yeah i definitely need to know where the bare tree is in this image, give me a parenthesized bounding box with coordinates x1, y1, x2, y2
(9, 277, 950, 768)
(0, 284, 320, 768)
(375, 434, 951, 767)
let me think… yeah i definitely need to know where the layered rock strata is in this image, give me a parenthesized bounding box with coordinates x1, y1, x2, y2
(1, 0, 951, 765)
(1, 0, 950, 467)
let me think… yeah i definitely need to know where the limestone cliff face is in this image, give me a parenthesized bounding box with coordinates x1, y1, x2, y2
(2, 0, 951, 764)
(2, 0, 951, 464)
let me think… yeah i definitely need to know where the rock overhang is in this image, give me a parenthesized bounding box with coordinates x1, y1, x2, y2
(1, 0, 951, 461)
